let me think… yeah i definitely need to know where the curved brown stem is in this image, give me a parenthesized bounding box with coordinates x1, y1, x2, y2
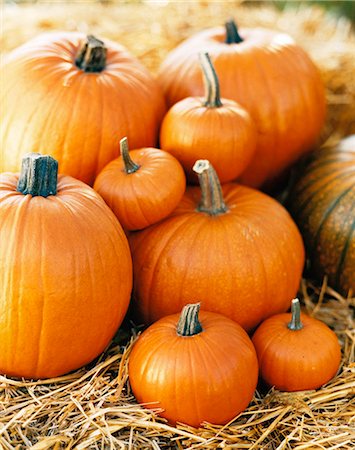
(199, 52, 222, 108)
(17, 153, 58, 197)
(193, 160, 228, 216)
(288, 298, 303, 331)
(75, 35, 106, 72)
(177, 303, 203, 336)
(120, 137, 140, 174)
(225, 19, 243, 44)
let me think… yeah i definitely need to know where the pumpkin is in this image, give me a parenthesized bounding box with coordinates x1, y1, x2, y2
(252, 299, 341, 391)
(128, 303, 258, 427)
(0, 32, 166, 185)
(160, 52, 256, 184)
(287, 135, 355, 295)
(129, 159, 305, 331)
(158, 20, 326, 188)
(0, 153, 132, 379)
(94, 137, 186, 231)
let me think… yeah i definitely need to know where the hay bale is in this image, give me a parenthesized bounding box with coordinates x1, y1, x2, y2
(1, 2, 354, 448)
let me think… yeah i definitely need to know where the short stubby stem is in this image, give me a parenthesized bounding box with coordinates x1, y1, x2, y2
(17, 153, 58, 197)
(177, 303, 203, 336)
(193, 160, 228, 215)
(225, 19, 244, 44)
(120, 137, 140, 174)
(75, 35, 107, 72)
(288, 298, 303, 331)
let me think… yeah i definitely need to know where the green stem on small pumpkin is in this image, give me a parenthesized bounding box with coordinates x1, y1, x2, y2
(17, 153, 58, 197)
(75, 35, 107, 72)
(288, 298, 303, 331)
(177, 303, 203, 336)
(225, 19, 243, 44)
(199, 52, 222, 108)
(120, 137, 140, 174)
(193, 160, 228, 215)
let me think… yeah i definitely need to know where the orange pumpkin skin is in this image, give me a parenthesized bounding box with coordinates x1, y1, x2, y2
(160, 97, 256, 184)
(252, 304, 341, 391)
(94, 144, 186, 231)
(158, 26, 326, 188)
(129, 165, 305, 331)
(287, 136, 355, 295)
(0, 169, 132, 378)
(0, 32, 166, 185)
(128, 307, 258, 427)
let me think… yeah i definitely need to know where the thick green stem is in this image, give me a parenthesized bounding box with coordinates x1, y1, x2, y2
(120, 137, 140, 174)
(193, 160, 228, 216)
(17, 153, 58, 197)
(288, 298, 303, 331)
(75, 35, 106, 72)
(225, 19, 243, 44)
(177, 303, 203, 336)
(199, 52, 222, 108)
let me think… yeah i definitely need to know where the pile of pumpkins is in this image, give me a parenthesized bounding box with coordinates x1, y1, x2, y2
(1, 20, 353, 428)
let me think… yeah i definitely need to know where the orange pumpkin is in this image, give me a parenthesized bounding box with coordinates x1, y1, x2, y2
(129, 303, 258, 427)
(252, 299, 341, 391)
(94, 137, 186, 231)
(0, 153, 132, 379)
(158, 20, 326, 188)
(160, 52, 256, 184)
(0, 33, 166, 185)
(129, 160, 305, 331)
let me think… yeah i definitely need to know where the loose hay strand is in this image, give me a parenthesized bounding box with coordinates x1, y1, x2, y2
(1, 1, 355, 448)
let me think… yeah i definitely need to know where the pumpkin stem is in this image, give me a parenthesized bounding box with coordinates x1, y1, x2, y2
(193, 160, 228, 216)
(75, 35, 106, 72)
(120, 137, 140, 174)
(17, 153, 58, 197)
(177, 303, 203, 336)
(225, 19, 243, 44)
(288, 298, 303, 331)
(199, 52, 222, 108)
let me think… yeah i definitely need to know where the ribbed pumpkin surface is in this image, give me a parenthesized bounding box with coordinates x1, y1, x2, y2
(0, 172, 132, 379)
(287, 135, 355, 295)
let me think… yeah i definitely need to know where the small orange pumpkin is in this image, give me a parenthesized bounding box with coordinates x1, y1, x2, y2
(160, 52, 256, 184)
(158, 20, 326, 188)
(129, 159, 305, 331)
(0, 153, 132, 379)
(94, 137, 186, 231)
(128, 303, 258, 427)
(0, 32, 166, 185)
(252, 299, 341, 391)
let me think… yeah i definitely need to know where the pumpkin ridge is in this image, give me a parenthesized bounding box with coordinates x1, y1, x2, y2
(136, 215, 194, 321)
(292, 169, 355, 215)
(88, 73, 104, 182)
(310, 183, 355, 262)
(334, 208, 355, 289)
(247, 49, 278, 174)
(41, 74, 85, 163)
(2, 68, 67, 168)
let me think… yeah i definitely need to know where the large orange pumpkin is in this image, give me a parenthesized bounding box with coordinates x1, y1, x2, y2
(129, 160, 305, 331)
(158, 20, 326, 188)
(129, 303, 258, 427)
(160, 52, 256, 184)
(0, 33, 166, 185)
(0, 153, 132, 379)
(287, 135, 355, 295)
(252, 299, 341, 391)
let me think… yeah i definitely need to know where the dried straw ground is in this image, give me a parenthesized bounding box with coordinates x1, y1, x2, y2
(1, 2, 355, 449)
